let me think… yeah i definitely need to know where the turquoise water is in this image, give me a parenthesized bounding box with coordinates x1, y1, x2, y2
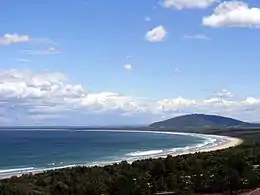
(0, 130, 215, 176)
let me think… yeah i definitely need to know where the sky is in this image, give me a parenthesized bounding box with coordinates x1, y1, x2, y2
(0, 0, 260, 125)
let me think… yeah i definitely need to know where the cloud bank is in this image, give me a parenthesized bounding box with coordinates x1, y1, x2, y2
(0, 69, 260, 125)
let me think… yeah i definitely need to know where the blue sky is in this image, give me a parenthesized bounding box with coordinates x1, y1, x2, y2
(0, 0, 260, 125)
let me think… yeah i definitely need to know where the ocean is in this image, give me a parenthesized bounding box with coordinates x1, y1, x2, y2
(0, 129, 218, 177)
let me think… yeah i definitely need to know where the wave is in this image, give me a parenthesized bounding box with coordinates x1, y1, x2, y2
(126, 150, 164, 157)
(0, 165, 77, 177)
(0, 167, 35, 173)
(42, 164, 76, 171)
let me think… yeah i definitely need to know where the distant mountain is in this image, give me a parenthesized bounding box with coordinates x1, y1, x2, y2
(149, 114, 256, 129)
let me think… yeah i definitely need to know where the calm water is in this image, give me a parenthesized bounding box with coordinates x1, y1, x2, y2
(0, 130, 210, 173)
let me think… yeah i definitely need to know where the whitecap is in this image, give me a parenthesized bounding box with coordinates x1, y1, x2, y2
(0, 167, 35, 173)
(126, 150, 163, 157)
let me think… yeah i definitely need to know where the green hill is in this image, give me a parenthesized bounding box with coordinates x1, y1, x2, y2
(149, 114, 253, 129)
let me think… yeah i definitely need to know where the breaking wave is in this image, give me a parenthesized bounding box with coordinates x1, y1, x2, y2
(126, 150, 164, 157)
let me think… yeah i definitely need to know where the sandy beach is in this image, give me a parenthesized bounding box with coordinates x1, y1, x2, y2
(0, 133, 243, 180)
(169, 135, 243, 157)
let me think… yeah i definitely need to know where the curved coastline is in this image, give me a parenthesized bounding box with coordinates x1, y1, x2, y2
(0, 130, 243, 180)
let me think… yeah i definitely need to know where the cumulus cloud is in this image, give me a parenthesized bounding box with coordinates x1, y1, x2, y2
(203, 1, 260, 28)
(0, 69, 82, 100)
(157, 97, 196, 109)
(0, 69, 260, 125)
(183, 34, 211, 40)
(215, 89, 234, 98)
(124, 64, 132, 71)
(245, 97, 260, 105)
(145, 26, 167, 42)
(0, 69, 147, 124)
(0, 34, 30, 45)
(162, 0, 218, 10)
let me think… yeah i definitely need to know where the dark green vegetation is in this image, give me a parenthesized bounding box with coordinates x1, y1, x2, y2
(150, 114, 259, 130)
(1, 129, 260, 195)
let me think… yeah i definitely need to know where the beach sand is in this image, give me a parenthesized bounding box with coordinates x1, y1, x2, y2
(169, 135, 243, 157)
(0, 133, 243, 180)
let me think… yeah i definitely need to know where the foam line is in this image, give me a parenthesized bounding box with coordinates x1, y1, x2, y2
(126, 150, 164, 156)
(0, 167, 35, 173)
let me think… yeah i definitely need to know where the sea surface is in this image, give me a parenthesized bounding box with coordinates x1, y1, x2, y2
(0, 129, 218, 176)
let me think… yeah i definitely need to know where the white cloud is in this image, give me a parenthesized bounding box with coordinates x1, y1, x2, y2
(245, 97, 260, 104)
(0, 69, 260, 124)
(203, 1, 260, 28)
(124, 64, 132, 71)
(145, 26, 167, 42)
(173, 68, 181, 74)
(18, 58, 32, 63)
(0, 70, 83, 100)
(125, 55, 132, 59)
(157, 97, 196, 109)
(144, 16, 151, 22)
(0, 34, 30, 45)
(0, 33, 52, 46)
(48, 47, 59, 52)
(215, 89, 234, 98)
(183, 34, 211, 40)
(163, 0, 218, 10)
(22, 47, 61, 55)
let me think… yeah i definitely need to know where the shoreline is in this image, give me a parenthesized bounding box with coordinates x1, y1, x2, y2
(0, 131, 243, 180)
(168, 135, 243, 157)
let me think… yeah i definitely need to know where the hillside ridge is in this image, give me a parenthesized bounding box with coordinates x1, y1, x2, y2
(149, 114, 252, 129)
